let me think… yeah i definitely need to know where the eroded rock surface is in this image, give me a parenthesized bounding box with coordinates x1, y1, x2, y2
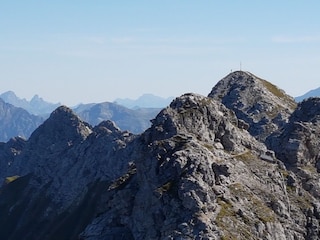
(267, 97, 320, 168)
(0, 73, 320, 240)
(208, 71, 296, 141)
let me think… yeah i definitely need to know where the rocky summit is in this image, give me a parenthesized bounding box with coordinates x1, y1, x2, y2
(208, 71, 297, 141)
(1, 71, 320, 240)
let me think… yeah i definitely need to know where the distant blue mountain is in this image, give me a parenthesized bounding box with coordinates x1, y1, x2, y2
(74, 102, 161, 134)
(295, 87, 320, 102)
(0, 98, 43, 142)
(114, 93, 174, 109)
(0, 91, 60, 116)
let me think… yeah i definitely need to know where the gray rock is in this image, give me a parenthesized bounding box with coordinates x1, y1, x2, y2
(1, 73, 320, 240)
(208, 71, 296, 141)
(267, 97, 320, 168)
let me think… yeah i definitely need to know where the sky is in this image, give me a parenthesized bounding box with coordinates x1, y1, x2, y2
(1, 1, 320, 106)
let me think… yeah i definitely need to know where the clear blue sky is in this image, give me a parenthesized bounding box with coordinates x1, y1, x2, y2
(1, 1, 319, 105)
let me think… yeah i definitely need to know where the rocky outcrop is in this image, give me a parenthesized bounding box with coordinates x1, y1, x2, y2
(80, 94, 319, 239)
(0, 136, 26, 184)
(208, 71, 296, 141)
(0, 106, 136, 240)
(265, 97, 320, 239)
(1, 73, 320, 240)
(267, 97, 320, 168)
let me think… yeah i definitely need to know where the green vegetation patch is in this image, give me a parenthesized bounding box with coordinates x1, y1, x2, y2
(287, 187, 313, 210)
(216, 182, 277, 239)
(203, 143, 214, 151)
(233, 150, 254, 163)
(155, 181, 173, 195)
(216, 198, 254, 239)
(5, 175, 20, 184)
(229, 182, 276, 223)
(259, 79, 297, 109)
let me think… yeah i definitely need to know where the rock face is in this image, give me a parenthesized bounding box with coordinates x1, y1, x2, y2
(0, 98, 43, 142)
(208, 71, 296, 140)
(267, 97, 320, 168)
(0, 72, 320, 240)
(0, 106, 136, 240)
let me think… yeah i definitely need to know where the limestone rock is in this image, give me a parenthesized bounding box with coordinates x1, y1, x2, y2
(0, 74, 320, 240)
(208, 71, 296, 141)
(267, 97, 320, 168)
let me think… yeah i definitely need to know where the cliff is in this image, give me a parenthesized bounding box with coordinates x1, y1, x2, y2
(1, 72, 320, 239)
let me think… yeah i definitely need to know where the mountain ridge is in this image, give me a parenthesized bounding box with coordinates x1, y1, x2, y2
(0, 92, 162, 140)
(295, 87, 320, 102)
(208, 71, 297, 140)
(0, 98, 43, 142)
(74, 102, 160, 134)
(1, 71, 320, 239)
(114, 93, 174, 109)
(0, 91, 60, 116)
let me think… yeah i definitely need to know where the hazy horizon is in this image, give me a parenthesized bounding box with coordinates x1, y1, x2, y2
(1, 1, 320, 105)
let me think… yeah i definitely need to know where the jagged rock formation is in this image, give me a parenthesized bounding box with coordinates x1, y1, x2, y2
(0, 93, 159, 140)
(0, 106, 136, 240)
(0, 72, 320, 240)
(80, 94, 320, 240)
(0, 98, 43, 142)
(0, 136, 26, 182)
(267, 97, 320, 168)
(208, 71, 297, 141)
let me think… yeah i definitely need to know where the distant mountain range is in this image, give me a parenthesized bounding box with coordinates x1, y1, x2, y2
(74, 102, 161, 134)
(1, 87, 319, 142)
(0, 91, 60, 116)
(295, 87, 320, 102)
(0, 91, 166, 141)
(0, 99, 43, 141)
(114, 93, 174, 109)
(2, 71, 320, 239)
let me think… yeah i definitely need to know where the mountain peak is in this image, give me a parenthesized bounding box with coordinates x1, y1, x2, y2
(28, 106, 92, 150)
(2, 73, 320, 239)
(0, 91, 60, 115)
(30, 94, 42, 103)
(50, 105, 75, 117)
(0, 90, 18, 99)
(208, 71, 296, 140)
(47, 105, 88, 128)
